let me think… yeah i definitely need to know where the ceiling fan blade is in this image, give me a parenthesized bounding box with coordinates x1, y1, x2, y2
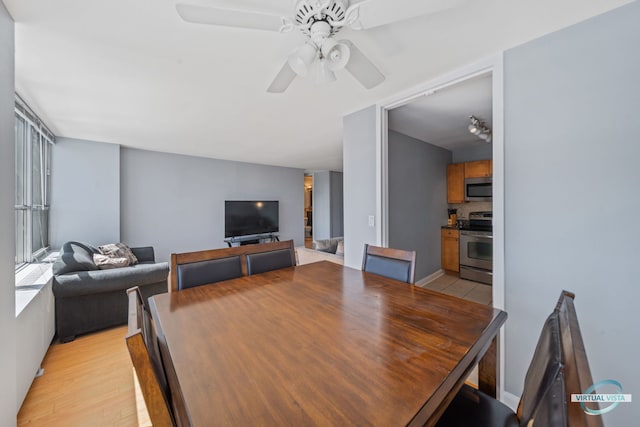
(267, 62, 297, 93)
(176, 3, 283, 32)
(350, 0, 465, 29)
(341, 40, 385, 89)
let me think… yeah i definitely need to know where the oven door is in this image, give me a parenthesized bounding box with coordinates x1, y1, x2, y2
(460, 231, 493, 271)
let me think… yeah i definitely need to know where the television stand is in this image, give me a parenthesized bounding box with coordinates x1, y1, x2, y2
(224, 233, 280, 247)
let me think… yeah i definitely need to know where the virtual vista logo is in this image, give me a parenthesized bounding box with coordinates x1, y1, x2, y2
(571, 379, 632, 415)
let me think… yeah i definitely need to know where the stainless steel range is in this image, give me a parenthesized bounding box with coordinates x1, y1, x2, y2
(459, 211, 493, 285)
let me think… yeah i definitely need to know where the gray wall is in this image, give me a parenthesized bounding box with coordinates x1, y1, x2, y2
(451, 143, 492, 163)
(0, 3, 16, 423)
(388, 130, 451, 281)
(343, 106, 378, 268)
(50, 138, 120, 248)
(329, 172, 344, 237)
(120, 147, 304, 262)
(312, 171, 344, 240)
(312, 172, 331, 240)
(504, 2, 639, 424)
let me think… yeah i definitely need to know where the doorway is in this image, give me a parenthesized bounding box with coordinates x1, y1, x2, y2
(304, 174, 313, 248)
(375, 54, 505, 394)
(385, 73, 493, 289)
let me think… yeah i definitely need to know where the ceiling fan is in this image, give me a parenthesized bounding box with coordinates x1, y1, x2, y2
(175, 0, 463, 93)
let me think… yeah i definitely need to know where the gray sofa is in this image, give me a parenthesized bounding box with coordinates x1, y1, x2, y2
(52, 241, 169, 343)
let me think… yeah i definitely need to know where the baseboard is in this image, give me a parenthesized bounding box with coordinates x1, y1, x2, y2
(415, 269, 444, 287)
(501, 391, 520, 411)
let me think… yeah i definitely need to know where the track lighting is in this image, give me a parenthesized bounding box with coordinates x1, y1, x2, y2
(468, 115, 492, 143)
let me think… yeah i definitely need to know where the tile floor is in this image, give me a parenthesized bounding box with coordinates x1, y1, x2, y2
(419, 273, 492, 305)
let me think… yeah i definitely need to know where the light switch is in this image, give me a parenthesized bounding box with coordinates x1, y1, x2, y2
(368, 215, 375, 227)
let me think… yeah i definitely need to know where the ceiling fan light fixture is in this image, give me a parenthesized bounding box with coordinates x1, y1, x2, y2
(321, 39, 351, 71)
(288, 43, 318, 76)
(314, 59, 337, 85)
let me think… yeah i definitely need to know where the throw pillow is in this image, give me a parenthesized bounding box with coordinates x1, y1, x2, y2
(99, 243, 138, 265)
(93, 253, 130, 269)
(52, 241, 100, 275)
(335, 240, 345, 256)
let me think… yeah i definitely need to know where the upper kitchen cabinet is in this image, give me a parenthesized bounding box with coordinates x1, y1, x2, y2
(464, 160, 492, 178)
(447, 163, 465, 204)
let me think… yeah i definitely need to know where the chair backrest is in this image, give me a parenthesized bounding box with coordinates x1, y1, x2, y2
(245, 246, 296, 275)
(126, 287, 174, 427)
(174, 256, 243, 291)
(517, 291, 604, 427)
(361, 244, 416, 284)
(169, 240, 296, 291)
(516, 310, 564, 426)
(556, 291, 604, 427)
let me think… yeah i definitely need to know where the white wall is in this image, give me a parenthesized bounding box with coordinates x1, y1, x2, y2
(0, 2, 16, 424)
(503, 2, 639, 424)
(120, 147, 304, 262)
(343, 106, 378, 268)
(50, 138, 120, 248)
(388, 130, 451, 281)
(15, 276, 54, 412)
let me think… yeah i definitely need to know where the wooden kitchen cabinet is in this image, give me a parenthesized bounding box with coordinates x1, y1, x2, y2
(464, 160, 492, 178)
(441, 228, 460, 272)
(447, 163, 465, 204)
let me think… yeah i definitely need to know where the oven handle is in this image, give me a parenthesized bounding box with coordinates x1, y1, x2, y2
(461, 233, 493, 239)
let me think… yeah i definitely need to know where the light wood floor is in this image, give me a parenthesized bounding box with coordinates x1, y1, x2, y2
(17, 326, 151, 427)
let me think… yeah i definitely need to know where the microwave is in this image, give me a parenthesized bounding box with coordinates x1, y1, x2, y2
(465, 177, 492, 202)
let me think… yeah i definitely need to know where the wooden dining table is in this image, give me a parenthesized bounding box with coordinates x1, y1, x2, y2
(149, 261, 507, 427)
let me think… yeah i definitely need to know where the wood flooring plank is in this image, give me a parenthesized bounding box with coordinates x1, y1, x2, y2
(18, 326, 151, 427)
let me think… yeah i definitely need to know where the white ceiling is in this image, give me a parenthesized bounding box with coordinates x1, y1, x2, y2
(389, 74, 493, 152)
(4, 0, 633, 171)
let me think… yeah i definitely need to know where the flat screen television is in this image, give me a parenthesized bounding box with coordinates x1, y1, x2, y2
(225, 200, 279, 238)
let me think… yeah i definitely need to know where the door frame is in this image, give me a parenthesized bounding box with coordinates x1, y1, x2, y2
(374, 53, 506, 399)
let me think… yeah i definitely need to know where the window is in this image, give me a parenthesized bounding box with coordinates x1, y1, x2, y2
(15, 98, 54, 267)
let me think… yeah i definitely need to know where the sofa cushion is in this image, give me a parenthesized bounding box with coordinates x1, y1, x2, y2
(53, 262, 169, 298)
(99, 243, 138, 265)
(52, 241, 100, 275)
(130, 246, 155, 263)
(93, 253, 130, 269)
(313, 237, 344, 254)
(314, 239, 337, 254)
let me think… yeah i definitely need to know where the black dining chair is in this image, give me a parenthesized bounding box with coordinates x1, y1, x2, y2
(361, 244, 417, 284)
(125, 287, 174, 427)
(245, 240, 296, 275)
(170, 249, 243, 292)
(435, 291, 603, 427)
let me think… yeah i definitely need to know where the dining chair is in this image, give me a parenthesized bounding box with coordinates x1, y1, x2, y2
(170, 248, 243, 292)
(361, 244, 417, 284)
(125, 287, 174, 427)
(245, 239, 296, 275)
(435, 291, 603, 427)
